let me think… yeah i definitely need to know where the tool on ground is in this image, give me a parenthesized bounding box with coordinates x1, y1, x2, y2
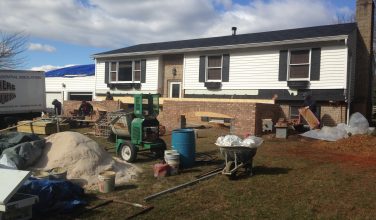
(219, 146, 257, 179)
(144, 170, 221, 201)
(97, 197, 154, 219)
(195, 167, 224, 179)
(109, 94, 166, 162)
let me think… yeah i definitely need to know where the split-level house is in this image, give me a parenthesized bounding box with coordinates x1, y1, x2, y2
(93, 0, 374, 127)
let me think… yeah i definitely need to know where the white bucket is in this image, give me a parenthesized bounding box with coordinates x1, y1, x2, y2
(164, 150, 180, 175)
(98, 171, 116, 193)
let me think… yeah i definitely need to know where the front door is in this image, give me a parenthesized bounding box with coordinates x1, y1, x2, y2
(169, 82, 181, 98)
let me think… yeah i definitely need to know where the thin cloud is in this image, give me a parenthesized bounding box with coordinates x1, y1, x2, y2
(0, 0, 354, 49)
(28, 43, 56, 52)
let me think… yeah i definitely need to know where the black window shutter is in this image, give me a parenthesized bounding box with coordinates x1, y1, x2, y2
(104, 62, 109, 84)
(199, 56, 206, 82)
(279, 50, 288, 81)
(310, 48, 321, 81)
(141, 59, 146, 83)
(222, 54, 230, 82)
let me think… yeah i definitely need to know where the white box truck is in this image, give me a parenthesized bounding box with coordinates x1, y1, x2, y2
(0, 70, 46, 127)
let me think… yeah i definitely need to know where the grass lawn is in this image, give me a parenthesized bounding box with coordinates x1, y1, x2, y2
(65, 125, 376, 219)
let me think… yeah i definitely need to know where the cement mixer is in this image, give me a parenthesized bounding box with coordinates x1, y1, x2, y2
(109, 94, 166, 162)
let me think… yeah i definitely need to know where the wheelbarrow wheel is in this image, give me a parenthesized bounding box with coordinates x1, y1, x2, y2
(119, 141, 137, 162)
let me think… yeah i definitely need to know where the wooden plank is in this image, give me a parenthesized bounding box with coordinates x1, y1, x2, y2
(298, 108, 320, 129)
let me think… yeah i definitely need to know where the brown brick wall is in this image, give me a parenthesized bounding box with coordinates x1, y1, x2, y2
(354, 0, 374, 119)
(320, 104, 347, 126)
(159, 100, 282, 136)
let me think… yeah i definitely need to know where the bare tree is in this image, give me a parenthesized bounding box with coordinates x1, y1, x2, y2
(0, 31, 28, 70)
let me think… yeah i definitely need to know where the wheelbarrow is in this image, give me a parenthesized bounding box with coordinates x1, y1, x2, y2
(219, 146, 257, 179)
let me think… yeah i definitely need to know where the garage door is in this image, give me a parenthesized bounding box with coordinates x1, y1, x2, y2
(46, 92, 63, 108)
(68, 92, 93, 101)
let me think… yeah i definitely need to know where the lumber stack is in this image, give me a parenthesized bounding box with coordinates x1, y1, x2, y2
(17, 120, 69, 135)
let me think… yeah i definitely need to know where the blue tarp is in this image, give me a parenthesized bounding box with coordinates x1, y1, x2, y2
(45, 64, 95, 77)
(19, 178, 86, 216)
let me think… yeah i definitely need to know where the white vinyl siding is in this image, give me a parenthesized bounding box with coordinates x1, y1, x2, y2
(45, 76, 95, 100)
(309, 45, 347, 89)
(184, 45, 348, 94)
(95, 57, 159, 94)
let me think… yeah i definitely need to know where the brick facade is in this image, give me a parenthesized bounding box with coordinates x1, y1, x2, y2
(354, 0, 374, 119)
(159, 100, 282, 136)
(320, 104, 347, 126)
(279, 103, 347, 126)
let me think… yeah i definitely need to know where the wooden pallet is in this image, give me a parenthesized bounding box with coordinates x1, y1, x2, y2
(298, 108, 320, 129)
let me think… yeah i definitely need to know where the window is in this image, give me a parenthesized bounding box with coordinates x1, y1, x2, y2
(289, 50, 310, 80)
(110, 60, 141, 82)
(289, 106, 300, 120)
(207, 55, 222, 81)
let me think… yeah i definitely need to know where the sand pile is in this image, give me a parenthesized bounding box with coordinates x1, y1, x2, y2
(33, 131, 140, 188)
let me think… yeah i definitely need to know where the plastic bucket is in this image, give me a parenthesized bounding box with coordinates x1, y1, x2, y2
(164, 150, 180, 175)
(50, 167, 67, 180)
(32, 170, 50, 180)
(171, 129, 196, 168)
(98, 171, 116, 193)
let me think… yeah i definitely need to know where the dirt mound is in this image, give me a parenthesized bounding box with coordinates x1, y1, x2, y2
(34, 131, 140, 188)
(314, 134, 376, 154)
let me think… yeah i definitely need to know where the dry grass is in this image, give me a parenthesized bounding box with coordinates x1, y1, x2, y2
(58, 125, 376, 220)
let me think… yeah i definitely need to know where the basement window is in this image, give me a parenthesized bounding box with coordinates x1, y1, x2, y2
(288, 50, 310, 80)
(206, 55, 222, 81)
(110, 60, 141, 83)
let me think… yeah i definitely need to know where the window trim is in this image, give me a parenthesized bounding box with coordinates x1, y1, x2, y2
(206, 55, 223, 82)
(109, 60, 142, 83)
(169, 82, 182, 98)
(287, 49, 311, 81)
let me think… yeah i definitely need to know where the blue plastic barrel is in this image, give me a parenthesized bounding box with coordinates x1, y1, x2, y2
(171, 129, 196, 168)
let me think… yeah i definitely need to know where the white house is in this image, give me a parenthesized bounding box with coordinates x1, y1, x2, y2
(92, 0, 374, 126)
(45, 64, 95, 109)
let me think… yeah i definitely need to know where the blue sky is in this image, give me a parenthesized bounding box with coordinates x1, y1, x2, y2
(0, 0, 357, 71)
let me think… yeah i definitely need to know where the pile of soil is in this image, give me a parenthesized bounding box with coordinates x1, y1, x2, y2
(314, 134, 376, 155)
(33, 131, 140, 188)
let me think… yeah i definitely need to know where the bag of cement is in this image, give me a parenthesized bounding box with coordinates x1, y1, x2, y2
(217, 135, 243, 146)
(242, 136, 264, 148)
(1, 139, 45, 169)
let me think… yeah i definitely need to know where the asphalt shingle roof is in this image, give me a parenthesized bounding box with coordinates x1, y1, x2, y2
(95, 23, 356, 56)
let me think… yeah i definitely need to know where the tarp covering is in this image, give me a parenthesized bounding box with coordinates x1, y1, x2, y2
(19, 178, 86, 216)
(0, 132, 43, 169)
(45, 64, 95, 77)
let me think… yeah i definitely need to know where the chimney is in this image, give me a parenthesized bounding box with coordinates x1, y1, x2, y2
(232, 27, 237, 36)
(353, 0, 375, 120)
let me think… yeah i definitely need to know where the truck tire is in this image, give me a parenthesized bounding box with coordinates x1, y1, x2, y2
(119, 141, 137, 162)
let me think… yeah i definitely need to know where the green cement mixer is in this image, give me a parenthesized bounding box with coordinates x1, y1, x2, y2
(110, 94, 166, 162)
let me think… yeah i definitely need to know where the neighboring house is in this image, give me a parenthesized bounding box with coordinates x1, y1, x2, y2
(45, 64, 95, 109)
(92, 0, 374, 126)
